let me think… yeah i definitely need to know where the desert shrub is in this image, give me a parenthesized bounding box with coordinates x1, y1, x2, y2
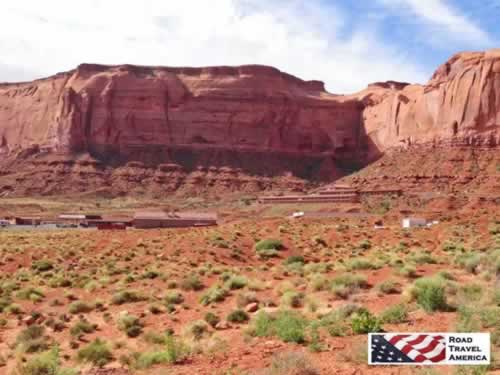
(347, 258, 380, 270)
(133, 335, 189, 368)
(15, 325, 49, 353)
(224, 275, 248, 290)
(351, 310, 382, 334)
(380, 304, 408, 324)
(265, 351, 319, 375)
(236, 291, 258, 308)
(164, 291, 184, 305)
(255, 239, 283, 251)
(183, 320, 210, 341)
(456, 306, 481, 332)
(407, 252, 437, 265)
(331, 273, 367, 299)
(200, 285, 229, 306)
(376, 280, 401, 295)
(70, 319, 97, 337)
(251, 311, 308, 344)
(16, 347, 77, 375)
(77, 339, 113, 367)
(118, 313, 143, 338)
(309, 274, 329, 292)
(227, 309, 249, 323)
(255, 239, 283, 258)
(284, 256, 305, 265)
(180, 274, 204, 291)
(411, 277, 449, 312)
(358, 240, 372, 250)
(16, 287, 45, 302)
(318, 305, 362, 337)
(32, 260, 54, 272)
(68, 301, 94, 314)
(204, 312, 220, 328)
(280, 291, 305, 308)
(459, 283, 484, 302)
(111, 290, 146, 305)
(395, 264, 417, 278)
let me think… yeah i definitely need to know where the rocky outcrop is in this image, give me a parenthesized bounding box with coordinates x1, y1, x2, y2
(0, 49, 499, 197)
(0, 64, 363, 182)
(354, 49, 500, 159)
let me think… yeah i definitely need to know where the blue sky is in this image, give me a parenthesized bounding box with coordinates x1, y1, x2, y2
(0, 0, 498, 93)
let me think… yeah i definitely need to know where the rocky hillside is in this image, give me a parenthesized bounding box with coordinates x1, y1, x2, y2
(0, 49, 499, 197)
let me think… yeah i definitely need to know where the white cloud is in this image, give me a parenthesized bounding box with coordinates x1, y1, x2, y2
(378, 0, 492, 46)
(0, 0, 427, 93)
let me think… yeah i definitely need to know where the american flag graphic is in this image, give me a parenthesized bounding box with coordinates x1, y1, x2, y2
(370, 334, 446, 364)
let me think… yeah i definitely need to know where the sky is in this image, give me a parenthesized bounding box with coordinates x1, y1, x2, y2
(0, 0, 498, 93)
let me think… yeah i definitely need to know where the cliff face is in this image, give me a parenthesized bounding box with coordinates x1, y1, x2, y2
(0, 64, 362, 177)
(0, 50, 499, 197)
(356, 49, 500, 159)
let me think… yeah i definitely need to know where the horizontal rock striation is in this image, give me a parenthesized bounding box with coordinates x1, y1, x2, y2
(355, 49, 500, 160)
(0, 49, 499, 196)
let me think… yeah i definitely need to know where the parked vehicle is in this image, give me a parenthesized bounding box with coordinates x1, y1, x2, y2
(0, 220, 10, 227)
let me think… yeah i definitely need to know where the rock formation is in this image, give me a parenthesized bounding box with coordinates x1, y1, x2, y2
(0, 49, 499, 196)
(353, 49, 500, 159)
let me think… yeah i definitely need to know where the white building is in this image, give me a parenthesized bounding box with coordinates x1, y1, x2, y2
(402, 217, 427, 229)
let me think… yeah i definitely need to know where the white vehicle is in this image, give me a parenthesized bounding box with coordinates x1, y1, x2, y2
(0, 220, 10, 227)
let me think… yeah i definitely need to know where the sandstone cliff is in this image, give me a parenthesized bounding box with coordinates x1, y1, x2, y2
(0, 49, 499, 197)
(354, 49, 500, 159)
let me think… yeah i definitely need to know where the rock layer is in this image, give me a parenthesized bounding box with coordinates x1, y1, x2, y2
(0, 49, 499, 196)
(355, 49, 500, 159)
(0, 63, 363, 181)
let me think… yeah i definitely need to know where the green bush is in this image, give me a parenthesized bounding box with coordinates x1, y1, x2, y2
(70, 319, 97, 337)
(255, 239, 283, 251)
(227, 309, 249, 323)
(351, 310, 382, 334)
(32, 260, 54, 272)
(251, 311, 308, 344)
(284, 256, 305, 265)
(280, 291, 305, 308)
(111, 290, 146, 305)
(16, 347, 78, 375)
(164, 291, 184, 305)
(331, 273, 367, 299)
(347, 258, 380, 270)
(204, 312, 220, 328)
(376, 280, 401, 295)
(412, 277, 449, 312)
(200, 285, 229, 306)
(224, 275, 248, 290)
(16, 288, 45, 302)
(380, 304, 408, 324)
(132, 336, 190, 370)
(255, 239, 283, 258)
(183, 320, 210, 341)
(266, 351, 319, 375)
(180, 274, 204, 291)
(15, 325, 49, 353)
(395, 264, 417, 278)
(118, 313, 143, 338)
(69, 301, 94, 314)
(77, 339, 113, 367)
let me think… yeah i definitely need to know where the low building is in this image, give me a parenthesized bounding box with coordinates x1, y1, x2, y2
(58, 213, 102, 226)
(402, 217, 427, 229)
(133, 211, 217, 229)
(15, 217, 42, 226)
(87, 217, 133, 228)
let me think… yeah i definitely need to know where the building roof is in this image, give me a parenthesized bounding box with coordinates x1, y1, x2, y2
(133, 210, 217, 221)
(59, 214, 87, 220)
